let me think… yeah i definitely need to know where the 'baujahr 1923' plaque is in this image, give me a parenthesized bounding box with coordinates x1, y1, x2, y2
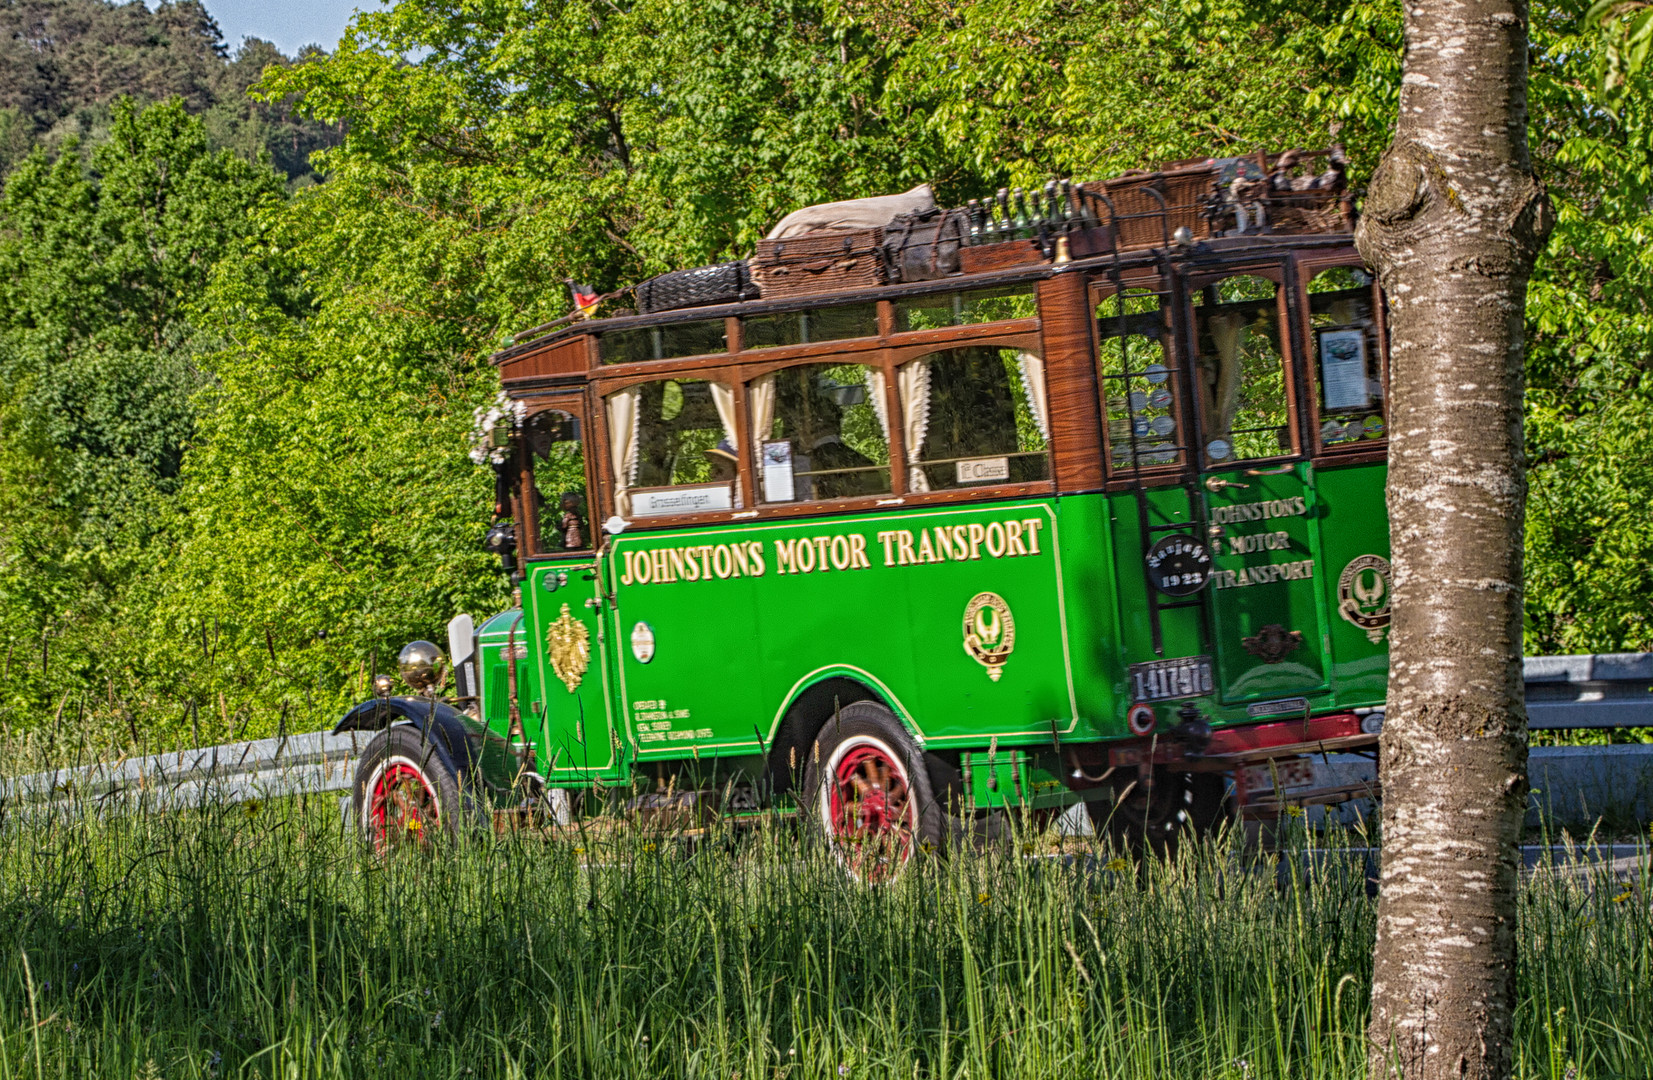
(1144, 534, 1212, 597)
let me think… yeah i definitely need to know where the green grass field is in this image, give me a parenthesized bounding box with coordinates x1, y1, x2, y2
(0, 790, 1648, 1080)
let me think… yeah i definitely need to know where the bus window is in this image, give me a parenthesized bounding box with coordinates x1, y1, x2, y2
(897, 346, 1050, 491)
(526, 409, 589, 553)
(1191, 275, 1292, 465)
(892, 285, 1037, 333)
(1306, 267, 1386, 448)
(742, 303, 879, 349)
(607, 377, 741, 518)
(1096, 289, 1183, 472)
(598, 320, 729, 364)
(749, 363, 890, 503)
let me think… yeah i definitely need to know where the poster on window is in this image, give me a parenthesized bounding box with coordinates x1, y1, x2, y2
(1318, 329, 1370, 412)
(761, 440, 795, 503)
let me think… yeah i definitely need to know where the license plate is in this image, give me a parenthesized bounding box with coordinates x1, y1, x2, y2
(1240, 758, 1317, 793)
(1128, 656, 1214, 702)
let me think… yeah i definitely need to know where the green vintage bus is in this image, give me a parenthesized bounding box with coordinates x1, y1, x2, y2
(340, 170, 1392, 874)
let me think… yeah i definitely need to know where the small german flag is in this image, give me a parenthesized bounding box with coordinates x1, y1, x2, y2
(568, 280, 600, 319)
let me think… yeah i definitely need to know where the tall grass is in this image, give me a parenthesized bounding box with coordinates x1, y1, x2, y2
(0, 791, 1647, 1079)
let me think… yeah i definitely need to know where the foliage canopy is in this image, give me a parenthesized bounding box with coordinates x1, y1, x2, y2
(0, 0, 1650, 747)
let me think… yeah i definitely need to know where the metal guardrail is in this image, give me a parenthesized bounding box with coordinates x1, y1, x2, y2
(1524, 652, 1653, 729)
(2, 654, 1651, 821)
(0, 730, 371, 821)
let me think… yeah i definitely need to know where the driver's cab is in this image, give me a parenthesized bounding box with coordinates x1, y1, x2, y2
(1096, 250, 1390, 720)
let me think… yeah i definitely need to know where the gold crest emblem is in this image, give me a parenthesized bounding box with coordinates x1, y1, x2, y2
(546, 603, 591, 692)
(963, 592, 1016, 681)
(1337, 554, 1392, 644)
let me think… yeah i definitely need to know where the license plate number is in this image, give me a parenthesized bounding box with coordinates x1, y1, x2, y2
(1128, 656, 1214, 702)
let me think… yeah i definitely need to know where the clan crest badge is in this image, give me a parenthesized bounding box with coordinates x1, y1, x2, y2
(963, 592, 1015, 681)
(546, 603, 591, 692)
(1337, 555, 1392, 644)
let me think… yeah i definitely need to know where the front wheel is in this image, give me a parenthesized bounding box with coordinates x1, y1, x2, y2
(801, 701, 944, 882)
(353, 724, 478, 852)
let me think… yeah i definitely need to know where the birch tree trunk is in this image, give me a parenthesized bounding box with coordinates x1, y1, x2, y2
(1354, 0, 1553, 1076)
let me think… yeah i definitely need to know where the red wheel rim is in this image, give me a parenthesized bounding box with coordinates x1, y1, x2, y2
(368, 760, 440, 850)
(826, 739, 915, 882)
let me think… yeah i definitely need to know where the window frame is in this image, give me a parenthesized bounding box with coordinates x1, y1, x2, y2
(592, 370, 748, 524)
(740, 353, 898, 509)
(1182, 262, 1304, 471)
(1090, 273, 1190, 487)
(588, 317, 1052, 531)
(518, 391, 598, 562)
(1294, 250, 1390, 463)
(885, 335, 1053, 496)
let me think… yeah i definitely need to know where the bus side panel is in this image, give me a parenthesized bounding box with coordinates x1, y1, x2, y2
(873, 504, 1072, 748)
(1311, 459, 1391, 705)
(605, 501, 1079, 758)
(1049, 492, 1127, 741)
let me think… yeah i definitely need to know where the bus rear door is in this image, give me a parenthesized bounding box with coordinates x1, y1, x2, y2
(1187, 268, 1332, 711)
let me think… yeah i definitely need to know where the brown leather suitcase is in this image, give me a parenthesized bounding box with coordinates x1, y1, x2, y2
(750, 228, 886, 299)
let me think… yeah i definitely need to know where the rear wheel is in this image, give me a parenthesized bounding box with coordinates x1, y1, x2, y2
(801, 701, 943, 882)
(353, 724, 476, 852)
(1088, 766, 1226, 854)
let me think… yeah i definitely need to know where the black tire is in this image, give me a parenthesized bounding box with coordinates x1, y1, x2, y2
(353, 724, 480, 851)
(800, 701, 945, 881)
(1088, 766, 1227, 854)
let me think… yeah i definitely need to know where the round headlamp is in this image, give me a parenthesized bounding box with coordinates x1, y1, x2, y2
(397, 640, 447, 692)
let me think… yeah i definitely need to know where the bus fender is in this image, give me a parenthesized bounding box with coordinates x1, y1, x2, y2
(765, 673, 923, 794)
(333, 697, 481, 775)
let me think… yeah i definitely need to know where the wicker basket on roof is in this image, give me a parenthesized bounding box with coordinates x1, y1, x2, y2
(1085, 164, 1219, 249)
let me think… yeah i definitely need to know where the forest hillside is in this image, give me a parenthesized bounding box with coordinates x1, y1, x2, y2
(1, 0, 1650, 755)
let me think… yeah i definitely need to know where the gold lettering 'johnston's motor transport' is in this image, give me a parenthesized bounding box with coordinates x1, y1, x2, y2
(616, 519, 1047, 587)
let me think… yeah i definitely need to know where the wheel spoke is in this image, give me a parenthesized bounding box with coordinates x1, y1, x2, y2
(827, 740, 916, 882)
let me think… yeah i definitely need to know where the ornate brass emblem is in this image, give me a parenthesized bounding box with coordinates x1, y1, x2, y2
(963, 592, 1016, 681)
(1241, 623, 1304, 664)
(546, 603, 591, 693)
(1337, 554, 1392, 644)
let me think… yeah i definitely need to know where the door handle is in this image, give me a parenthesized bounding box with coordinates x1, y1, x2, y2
(1244, 464, 1295, 476)
(1204, 476, 1250, 492)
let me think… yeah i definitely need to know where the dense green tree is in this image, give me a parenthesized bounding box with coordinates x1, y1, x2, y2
(0, 97, 282, 737)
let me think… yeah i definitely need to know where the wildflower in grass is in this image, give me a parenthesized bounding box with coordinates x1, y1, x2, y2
(1614, 887, 1634, 904)
(976, 892, 990, 905)
(408, 818, 423, 834)
(574, 846, 586, 855)
(644, 842, 657, 852)
(243, 799, 261, 818)
(1285, 805, 1306, 818)
(838, 1065, 848, 1076)
(1106, 858, 1128, 872)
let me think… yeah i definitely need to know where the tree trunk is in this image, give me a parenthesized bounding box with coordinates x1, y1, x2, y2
(1355, 0, 1553, 1076)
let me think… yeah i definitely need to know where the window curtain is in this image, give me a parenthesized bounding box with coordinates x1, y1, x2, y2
(897, 359, 932, 493)
(1207, 312, 1248, 439)
(748, 373, 777, 501)
(1016, 352, 1050, 445)
(606, 386, 642, 518)
(708, 381, 743, 508)
(866, 368, 890, 440)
